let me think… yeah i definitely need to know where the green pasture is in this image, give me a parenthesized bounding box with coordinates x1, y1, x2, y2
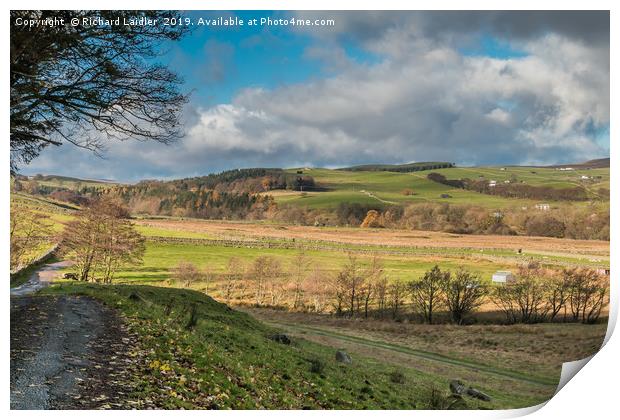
(112, 241, 511, 287)
(277, 166, 609, 210)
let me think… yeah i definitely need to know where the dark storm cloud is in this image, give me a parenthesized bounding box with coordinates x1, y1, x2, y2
(295, 10, 609, 45)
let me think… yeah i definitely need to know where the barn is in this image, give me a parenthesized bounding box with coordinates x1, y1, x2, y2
(492, 271, 515, 284)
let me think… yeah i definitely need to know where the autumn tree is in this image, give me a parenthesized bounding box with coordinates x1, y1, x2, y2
(361, 256, 385, 318)
(223, 257, 245, 302)
(491, 263, 549, 324)
(10, 11, 189, 171)
(290, 251, 311, 309)
(333, 255, 365, 317)
(375, 275, 389, 317)
(250, 256, 281, 306)
(304, 267, 330, 313)
(360, 210, 382, 228)
(387, 281, 407, 320)
(547, 273, 570, 321)
(409, 265, 448, 324)
(171, 261, 203, 288)
(60, 198, 144, 283)
(442, 269, 488, 324)
(566, 268, 608, 324)
(10, 201, 53, 269)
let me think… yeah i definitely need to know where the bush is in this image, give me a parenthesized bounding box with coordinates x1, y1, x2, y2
(424, 385, 467, 410)
(309, 357, 325, 374)
(525, 215, 566, 238)
(360, 210, 382, 228)
(389, 369, 406, 384)
(170, 261, 203, 287)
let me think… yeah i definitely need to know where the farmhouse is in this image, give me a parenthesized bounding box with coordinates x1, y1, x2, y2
(492, 271, 515, 284)
(488, 180, 497, 187)
(535, 203, 550, 211)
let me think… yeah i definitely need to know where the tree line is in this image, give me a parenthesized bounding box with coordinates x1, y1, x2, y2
(12, 173, 609, 240)
(426, 172, 595, 201)
(169, 255, 608, 325)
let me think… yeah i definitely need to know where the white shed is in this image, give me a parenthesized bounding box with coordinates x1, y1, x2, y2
(492, 271, 515, 284)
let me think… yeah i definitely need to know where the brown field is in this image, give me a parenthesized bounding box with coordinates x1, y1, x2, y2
(135, 218, 609, 258)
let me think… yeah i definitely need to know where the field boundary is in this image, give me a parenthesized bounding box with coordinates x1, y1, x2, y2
(144, 236, 606, 268)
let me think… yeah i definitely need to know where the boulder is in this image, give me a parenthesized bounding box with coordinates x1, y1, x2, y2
(335, 350, 352, 364)
(449, 379, 466, 396)
(269, 333, 291, 345)
(466, 387, 491, 402)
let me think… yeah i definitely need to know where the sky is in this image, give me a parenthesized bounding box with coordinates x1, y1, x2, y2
(24, 11, 610, 182)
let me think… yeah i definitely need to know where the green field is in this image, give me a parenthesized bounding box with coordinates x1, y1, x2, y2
(273, 166, 609, 209)
(113, 241, 509, 287)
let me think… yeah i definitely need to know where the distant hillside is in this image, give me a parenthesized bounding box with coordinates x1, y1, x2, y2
(339, 162, 454, 173)
(25, 174, 118, 184)
(546, 158, 610, 169)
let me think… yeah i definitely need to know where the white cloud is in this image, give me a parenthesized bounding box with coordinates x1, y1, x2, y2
(24, 14, 609, 181)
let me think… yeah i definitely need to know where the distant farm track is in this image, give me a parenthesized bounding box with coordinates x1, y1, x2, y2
(261, 319, 558, 387)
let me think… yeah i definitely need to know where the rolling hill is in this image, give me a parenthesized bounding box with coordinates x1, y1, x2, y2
(14, 158, 610, 213)
(275, 163, 609, 210)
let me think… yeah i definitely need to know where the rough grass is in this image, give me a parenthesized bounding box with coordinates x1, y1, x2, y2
(39, 283, 545, 409)
(246, 308, 607, 382)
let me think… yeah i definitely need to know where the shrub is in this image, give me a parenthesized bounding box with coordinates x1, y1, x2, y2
(360, 210, 382, 228)
(309, 358, 325, 374)
(525, 215, 566, 238)
(389, 369, 406, 384)
(170, 261, 203, 287)
(424, 385, 467, 410)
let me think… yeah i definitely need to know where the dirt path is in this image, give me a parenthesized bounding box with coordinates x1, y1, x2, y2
(10, 261, 73, 297)
(359, 189, 398, 205)
(10, 264, 135, 409)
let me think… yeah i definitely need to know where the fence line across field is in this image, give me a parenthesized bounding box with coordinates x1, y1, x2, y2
(144, 236, 607, 270)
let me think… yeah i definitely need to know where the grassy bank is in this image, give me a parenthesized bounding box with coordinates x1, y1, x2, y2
(41, 283, 549, 409)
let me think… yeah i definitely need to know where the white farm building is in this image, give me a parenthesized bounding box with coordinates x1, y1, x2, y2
(492, 271, 515, 284)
